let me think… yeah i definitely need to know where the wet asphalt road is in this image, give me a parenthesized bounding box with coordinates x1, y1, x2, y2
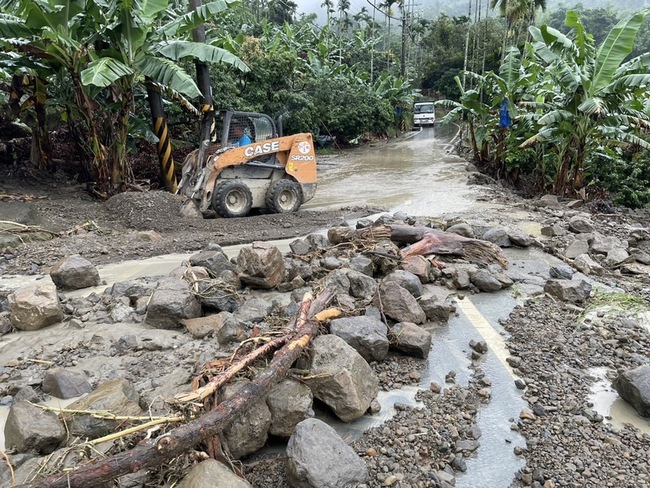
(304, 126, 488, 216)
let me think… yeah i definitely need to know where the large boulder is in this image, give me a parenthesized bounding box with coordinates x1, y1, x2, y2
(42, 368, 92, 399)
(613, 365, 650, 417)
(400, 255, 431, 283)
(565, 238, 590, 259)
(145, 277, 202, 329)
(344, 269, 377, 300)
(568, 215, 594, 234)
(176, 460, 251, 488)
(419, 287, 456, 323)
(573, 254, 604, 275)
(306, 335, 378, 422)
(604, 248, 629, 267)
(266, 379, 314, 438)
(507, 227, 534, 247)
(374, 281, 426, 324)
(591, 234, 626, 255)
(197, 276, 242, 313)
(237, 242, 285, 289)
(64, 379, 144, 439)
(180, 315, 223, 339)
(543, 279, 592, 304)
(49, 255, 101, 290)
(286, 418, 368, 488)
(222, 380, 272, 459)
(188, 249, 237, 276)
(110, 279, 157, 302)
(8, 283, 63, 331)
(469, 269, 503, 292)
(382, 270, 424, 298)
(234, 297, 273, 323)
(349, 255, 374, 276)
(4, 402, 66, 454)
(482, 228, 511, 248)
(389, 322, 432, 359)
(215, 312, 249, 346)
(321, 269, 351, 296)
(329, 315, 389, 362)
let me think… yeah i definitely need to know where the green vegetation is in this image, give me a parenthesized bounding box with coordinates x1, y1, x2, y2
(0, 0, 414, 193)
(581, 289, 650, 322)
(436, 8, 650, 208)
(0, 0, 649, 209)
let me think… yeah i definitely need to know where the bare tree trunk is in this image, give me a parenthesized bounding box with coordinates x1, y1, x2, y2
(462, 0, 472, 88)
(17, 290, 335, 488)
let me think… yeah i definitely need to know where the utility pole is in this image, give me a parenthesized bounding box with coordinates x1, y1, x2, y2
(371, 0, 376, 82)
(400, 0, 407, 77)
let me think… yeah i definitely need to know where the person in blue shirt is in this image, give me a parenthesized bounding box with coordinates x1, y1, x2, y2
(231, 125, 252, 147)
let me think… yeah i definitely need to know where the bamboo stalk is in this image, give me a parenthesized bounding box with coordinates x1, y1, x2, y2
(16, 289, 335, 488)
(85, 416, 184, 446)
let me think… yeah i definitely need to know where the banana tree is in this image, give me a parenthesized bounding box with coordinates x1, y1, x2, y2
(0, 0, 248, 195)
(521, 10, 650, 195)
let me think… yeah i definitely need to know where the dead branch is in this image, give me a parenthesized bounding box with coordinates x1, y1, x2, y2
(174, 294, 314, 405)
(16, 289, 335, 488)
(0, 220, 57, 236)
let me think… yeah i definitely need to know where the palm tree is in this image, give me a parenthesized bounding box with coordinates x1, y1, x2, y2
(521, 11, 650, 194)
(380, 0, 398, 63)
(321, 0, 335, 27)
(490, 0, 547, 48)
(338, 0, 351, 37)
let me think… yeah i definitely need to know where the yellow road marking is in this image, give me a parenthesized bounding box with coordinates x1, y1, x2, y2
(454, 297, 517, 380)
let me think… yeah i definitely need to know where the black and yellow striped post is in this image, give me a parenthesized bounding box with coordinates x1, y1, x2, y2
(145, 80, 177, 193)
(190, 0, 215, 161)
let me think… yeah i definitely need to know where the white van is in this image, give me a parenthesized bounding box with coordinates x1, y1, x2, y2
(413, 102, 435, 126)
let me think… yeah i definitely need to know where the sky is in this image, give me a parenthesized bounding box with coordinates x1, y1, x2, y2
(294, 0, 650, 26)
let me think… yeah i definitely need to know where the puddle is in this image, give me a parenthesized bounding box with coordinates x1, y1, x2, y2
(516, 221, 542, 238)
(588, 367, 650, 434)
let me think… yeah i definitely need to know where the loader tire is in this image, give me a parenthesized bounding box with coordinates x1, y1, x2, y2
(213, 180, 253, 218)
(266, 179, 302, 214)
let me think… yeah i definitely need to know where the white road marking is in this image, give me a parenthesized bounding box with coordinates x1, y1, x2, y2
(454, 297, 518, 380)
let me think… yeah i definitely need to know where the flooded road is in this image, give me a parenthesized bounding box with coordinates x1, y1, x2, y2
(304, 125, 490, 216)
(3, 125, 646, 486)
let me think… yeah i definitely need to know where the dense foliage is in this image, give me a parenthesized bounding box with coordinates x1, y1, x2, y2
(1, 0, 649, 209)
(438, 10, 650, 207)
(0, 0, 413, 193)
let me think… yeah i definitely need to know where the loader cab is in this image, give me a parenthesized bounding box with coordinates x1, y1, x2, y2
(212, 111, 278, 147)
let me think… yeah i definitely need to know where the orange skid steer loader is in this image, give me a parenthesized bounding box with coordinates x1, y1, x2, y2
(177, 111, 317, 218)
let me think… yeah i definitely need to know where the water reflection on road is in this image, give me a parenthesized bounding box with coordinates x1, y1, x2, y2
(305, 126, 489, 216)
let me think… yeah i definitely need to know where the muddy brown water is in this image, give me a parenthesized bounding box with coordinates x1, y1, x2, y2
(304, 125, 490, 215)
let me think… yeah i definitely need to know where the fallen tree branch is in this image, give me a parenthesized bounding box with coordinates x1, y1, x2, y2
(17, 289, 335, 488)
(173, 294, 315, 405)
(389, 224, 508, 268)
(0, 220, 57, 236)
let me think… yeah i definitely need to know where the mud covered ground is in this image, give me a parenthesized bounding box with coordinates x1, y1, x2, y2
(0, 164, 381, 276)
(3, 158, 650, 488)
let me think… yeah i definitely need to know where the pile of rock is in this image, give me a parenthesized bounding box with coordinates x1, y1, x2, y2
(0, 214, 543, 486)
(539, 205, 650, 277)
